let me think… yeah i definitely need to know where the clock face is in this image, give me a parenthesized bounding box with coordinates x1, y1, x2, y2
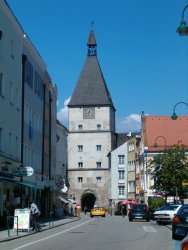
(88, 46, 96, 56)
(83, 108, 95, 119)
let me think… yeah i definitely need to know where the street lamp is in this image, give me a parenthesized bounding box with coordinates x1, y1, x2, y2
(153, 136, 167, 149)
(171, 101, 188, 120)
(177, 4, 188, 36)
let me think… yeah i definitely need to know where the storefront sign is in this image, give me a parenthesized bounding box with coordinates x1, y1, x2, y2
(13, 209, 30, 232)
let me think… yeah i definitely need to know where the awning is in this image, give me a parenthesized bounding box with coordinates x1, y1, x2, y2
(121, 200, 138, 205)
(68, 198, 77, 204)
(16, 181, 44, 190)
(0, 177, 16, 183)
(59, 196, 70, 204)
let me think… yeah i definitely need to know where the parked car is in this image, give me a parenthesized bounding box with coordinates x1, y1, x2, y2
(90, 207, 106, 217)
(172, 204, 188, 240)
(181, 235, 188, 249)
(128, 204, 150, 222)
(154, 204, 182, 225)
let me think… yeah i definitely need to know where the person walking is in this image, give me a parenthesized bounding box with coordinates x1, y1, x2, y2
(29, 201, 41, 231)
(84, 206, 87, 215)
(121, 206, 127, 218)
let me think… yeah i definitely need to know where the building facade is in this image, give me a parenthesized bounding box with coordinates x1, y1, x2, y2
(0, 1, 59, 221)
(67, 30, 116, 209)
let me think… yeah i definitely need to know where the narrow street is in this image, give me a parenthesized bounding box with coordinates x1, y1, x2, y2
(0, 215, 180, 250)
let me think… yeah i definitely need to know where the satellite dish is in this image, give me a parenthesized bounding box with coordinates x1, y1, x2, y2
(61, 185, 68, 193)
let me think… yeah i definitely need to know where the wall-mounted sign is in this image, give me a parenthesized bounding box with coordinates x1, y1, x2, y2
(12, 166, 34, 176)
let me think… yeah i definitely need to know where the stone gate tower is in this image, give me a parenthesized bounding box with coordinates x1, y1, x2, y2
(67, 30, 116, 209)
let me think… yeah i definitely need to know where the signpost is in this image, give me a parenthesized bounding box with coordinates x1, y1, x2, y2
(13, 209, 30, 232)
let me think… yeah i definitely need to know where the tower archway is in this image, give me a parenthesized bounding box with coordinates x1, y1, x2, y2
(81, 190, 97, 211)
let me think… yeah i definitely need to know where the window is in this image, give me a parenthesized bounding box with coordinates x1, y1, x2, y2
(96, 145, 101, 151)
(15, 136, 19, 159)
(0, 127, 3, 151)
(128, 161, 135, 171)
(118, 186, 125, 195)
(118, 155, 125, 164)
(10, 40, 14, 59)
(97, 124, 101, 130)
(78, 162, 83, 168)
(16, 88, 20, 109)
(128, 181, 135, 192)
(25, 60, 33, 89)
(10, 81, 14, 104)
(9, 132, 12, 156)
(128, 142, 135, 152)
(78, 145, 83, 152)
(96, 177, 102, 183)
(96, 162, 101, 168)
(78, 125, 83, 130)
(119, 170, 125, 180)
(77, 177, 83, 183)
(0, 72, 5, 97)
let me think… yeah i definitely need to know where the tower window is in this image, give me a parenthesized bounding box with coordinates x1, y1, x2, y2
(97, 124, 101, 130)
(78, 145, 83, 152)
(77, 177, 83, 183)
(96, 162, 101, 168)
(96, 177, 102, 183)
(78, 125, 83, 130)
(96, 145, 101, 151)
(78, 162, 83, 168)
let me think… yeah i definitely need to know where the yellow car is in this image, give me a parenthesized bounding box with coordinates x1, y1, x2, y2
(90, 207, 106, 217)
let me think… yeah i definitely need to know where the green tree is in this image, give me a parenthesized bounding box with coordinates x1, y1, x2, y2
(148, 145, 188, 200)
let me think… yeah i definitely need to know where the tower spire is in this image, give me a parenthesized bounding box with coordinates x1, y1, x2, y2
(87, 28, 97, 56)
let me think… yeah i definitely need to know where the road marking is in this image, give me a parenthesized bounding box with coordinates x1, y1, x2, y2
(142, 226, 157, 232)
(10, 219, 95, 250)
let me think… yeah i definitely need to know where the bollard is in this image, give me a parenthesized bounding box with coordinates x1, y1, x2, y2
(7, 216, 18, 237)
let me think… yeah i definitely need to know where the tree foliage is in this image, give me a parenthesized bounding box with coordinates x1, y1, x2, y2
(148, 145, 188, 196)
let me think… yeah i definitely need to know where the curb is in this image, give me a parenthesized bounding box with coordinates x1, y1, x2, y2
(0, 217, 81, 242)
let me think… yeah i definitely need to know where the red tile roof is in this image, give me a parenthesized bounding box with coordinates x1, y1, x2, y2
(144, 116, 188, 151)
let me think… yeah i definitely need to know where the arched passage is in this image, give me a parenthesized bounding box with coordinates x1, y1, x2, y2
(81, 191, 96, 211)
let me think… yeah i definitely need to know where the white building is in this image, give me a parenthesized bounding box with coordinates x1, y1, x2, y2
(67, 30, 116, 209)
(109, 141, 128, 207)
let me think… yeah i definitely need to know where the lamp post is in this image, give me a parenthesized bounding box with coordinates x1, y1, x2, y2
(177, 4, 188, 36)
(153, 136, 167, 149)
(171, 101, 188, 120)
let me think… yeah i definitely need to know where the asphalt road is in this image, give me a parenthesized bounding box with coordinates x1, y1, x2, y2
(1, 215, 181, 250)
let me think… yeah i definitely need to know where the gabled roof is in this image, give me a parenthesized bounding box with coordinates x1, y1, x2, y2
(68, 30, 115, 109)
(143, 116, 188, 151)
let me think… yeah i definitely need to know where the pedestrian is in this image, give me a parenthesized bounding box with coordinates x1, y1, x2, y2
(84, 206, 87, 215)
(74, 206, 77, 216)
(121, 206, 127, 218)
(29, 201, 41, 231)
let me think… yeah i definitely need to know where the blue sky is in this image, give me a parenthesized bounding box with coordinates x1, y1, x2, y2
(6, 0, 188, 132)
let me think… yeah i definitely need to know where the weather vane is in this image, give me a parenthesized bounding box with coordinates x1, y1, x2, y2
(90, 21, 95, 29)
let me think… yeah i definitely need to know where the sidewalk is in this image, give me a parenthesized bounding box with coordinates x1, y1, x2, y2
(0, 216, 80, 242)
